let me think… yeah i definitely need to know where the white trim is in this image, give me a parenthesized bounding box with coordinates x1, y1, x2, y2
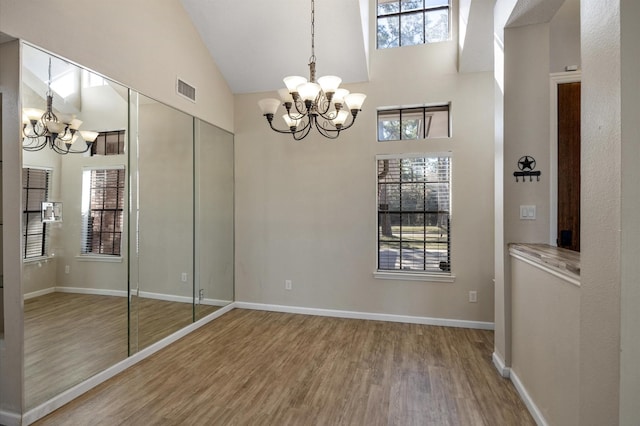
(510, 369, 550, 426)
(492, 351, 511, 378)
(373, 270, 455, 282)
(23, 287, 233, 307)
(376, 151, 452, 160)
(24, 287, 55, 300)
(81, 164, 125, 172)
(75, 255, 123, 263)
(55, 286, 128, 298)
(0, 409, 21, 426)
(235, 302, 494, 330)
(22, 302, 236, 425)
(549, 71, 581, 246)
(509, 250, 580, 287)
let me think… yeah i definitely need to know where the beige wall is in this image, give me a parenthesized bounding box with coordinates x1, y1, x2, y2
(0, 39, 24, 418)
(235, 16, 496, 322)
(510, 255, 579, 425)
(0, 0, 233, 133)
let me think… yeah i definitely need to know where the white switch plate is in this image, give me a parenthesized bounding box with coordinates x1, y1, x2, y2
(520, 205, 536, 220)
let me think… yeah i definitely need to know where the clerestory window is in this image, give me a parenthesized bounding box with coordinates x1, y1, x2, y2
(377, 0, 450, 49)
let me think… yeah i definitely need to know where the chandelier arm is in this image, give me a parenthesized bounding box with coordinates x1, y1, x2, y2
(292, 117, 314, 141)
(264, 114, 300, 134)
(22, 140, 49, 151)
(314, 120, 340, 139)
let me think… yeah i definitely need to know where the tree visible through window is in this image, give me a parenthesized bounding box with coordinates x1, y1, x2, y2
(22, 168, 51, 259)
(378, 105, 450, 141)
(377, 0, 450, 49)
(377, 155, 451, 273)
(81, 168, 125, 256)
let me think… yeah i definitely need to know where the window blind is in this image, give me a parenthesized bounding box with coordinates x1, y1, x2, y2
(81, 168, 125, 255)
(22, 168, 51, 259)
(377, 154, 451, 272)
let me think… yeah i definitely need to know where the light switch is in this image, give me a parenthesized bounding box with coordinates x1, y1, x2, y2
(520, 205, 536, 220)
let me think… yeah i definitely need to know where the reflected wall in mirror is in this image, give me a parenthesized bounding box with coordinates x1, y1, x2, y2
(130, 94, 196, 352)
(21, 45, 129, 409)
(195, 119, 234, 321)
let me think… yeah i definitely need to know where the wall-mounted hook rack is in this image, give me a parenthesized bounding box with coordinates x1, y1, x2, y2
(513, 155, 541, 182)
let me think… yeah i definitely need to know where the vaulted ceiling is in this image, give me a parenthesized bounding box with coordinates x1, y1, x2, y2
(179, 0, 370, 94)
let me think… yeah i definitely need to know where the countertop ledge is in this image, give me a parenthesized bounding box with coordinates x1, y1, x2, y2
(508, 243, 580, 281)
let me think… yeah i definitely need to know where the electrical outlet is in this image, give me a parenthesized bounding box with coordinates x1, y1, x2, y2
(285, 280, 292, 290)
(64, 265, 70, 274)
(469, 291, 477, 303)
(181, 272, 188, 282)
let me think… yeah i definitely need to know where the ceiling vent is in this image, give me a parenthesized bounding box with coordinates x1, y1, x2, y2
(177, 78, 196, 102)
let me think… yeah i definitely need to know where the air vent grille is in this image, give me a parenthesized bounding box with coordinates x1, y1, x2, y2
(177, 78, 196, 102)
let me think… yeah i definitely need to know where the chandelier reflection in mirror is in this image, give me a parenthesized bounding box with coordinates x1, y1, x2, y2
(22, 57, 98, 154)
(258, 0, 366, 140)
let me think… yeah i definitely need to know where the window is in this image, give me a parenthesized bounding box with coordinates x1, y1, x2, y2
(377, 154, 451, 273)
(22, 168, 51, 259)
(378, 105, 450, 141)
(81, 167, 125, 256)
(91, 130, 126, 156)
(377, 0, 450, 49)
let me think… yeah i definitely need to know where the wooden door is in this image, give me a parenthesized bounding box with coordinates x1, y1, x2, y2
(557, 82, 581, 251)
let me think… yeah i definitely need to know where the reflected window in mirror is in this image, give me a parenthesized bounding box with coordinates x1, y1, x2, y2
(91, 130, 126, 156)
(81, 167, 125, 256)
(22, 167, 51, 259)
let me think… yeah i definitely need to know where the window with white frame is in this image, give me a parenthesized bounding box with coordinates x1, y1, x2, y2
(377, 154, 451, 273)
(22, 167, 51, 259)
(377, 0, 450, 49)
(378, 105, 450, 141)
(81, 167, 125, 256)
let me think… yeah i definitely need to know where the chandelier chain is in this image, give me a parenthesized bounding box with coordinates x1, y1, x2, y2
(309, 0, 316, 66)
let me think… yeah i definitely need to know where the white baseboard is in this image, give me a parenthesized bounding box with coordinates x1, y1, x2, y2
(0, 409, 21, 426)
(235, 302, 495, 330)
(510, 369, 549, 426)
(23, 287, 55, 300)
(22, 302, 237, 425)
(56, 286, 128, 298)
(492, 351, 511, 378)
(25, 287, 232, 307)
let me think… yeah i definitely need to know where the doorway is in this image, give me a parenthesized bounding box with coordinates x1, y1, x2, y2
(553, 78, 581, 251)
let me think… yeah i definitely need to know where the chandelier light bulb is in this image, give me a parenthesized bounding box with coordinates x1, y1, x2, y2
(296, 82, 321, 102)
(345, 93, 367, 111)
(282, 114, 299, 129)
(332, 88, 349, 107)
(332, 110, 349, 127)
(278, 88, 294, 104)
(283, 76, 307, 93)
(258, 98, 281, 116)
(318, 75, 342, 94)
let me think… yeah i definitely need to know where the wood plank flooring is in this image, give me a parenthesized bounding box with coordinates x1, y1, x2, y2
(25, 293, 218, 409)
(33, 309, 534, 425)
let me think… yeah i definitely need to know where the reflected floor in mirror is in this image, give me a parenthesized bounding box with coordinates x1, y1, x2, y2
(25, 293, 219, 409)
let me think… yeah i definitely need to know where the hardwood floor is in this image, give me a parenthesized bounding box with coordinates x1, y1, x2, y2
(33, 309, 534, 425)
(25, 293, 219, 409)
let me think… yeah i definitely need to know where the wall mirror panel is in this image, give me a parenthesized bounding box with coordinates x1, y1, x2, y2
(194, 119, 234, 321)
(21, 44, 129, 409)
(19, 44, 234, 411)
(130, 93, 195, 352)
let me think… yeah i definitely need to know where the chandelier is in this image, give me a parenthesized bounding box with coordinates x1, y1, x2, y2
(22, 57, 98, 154)
(258, 0, 366, 140)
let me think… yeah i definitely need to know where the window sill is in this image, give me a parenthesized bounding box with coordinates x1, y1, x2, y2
(75, 255, 123, 263)
(373, 270, 455, 283)
(23, 256, 54, 264)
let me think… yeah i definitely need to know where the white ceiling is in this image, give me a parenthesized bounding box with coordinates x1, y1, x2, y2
(179, 0, 370, 94)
